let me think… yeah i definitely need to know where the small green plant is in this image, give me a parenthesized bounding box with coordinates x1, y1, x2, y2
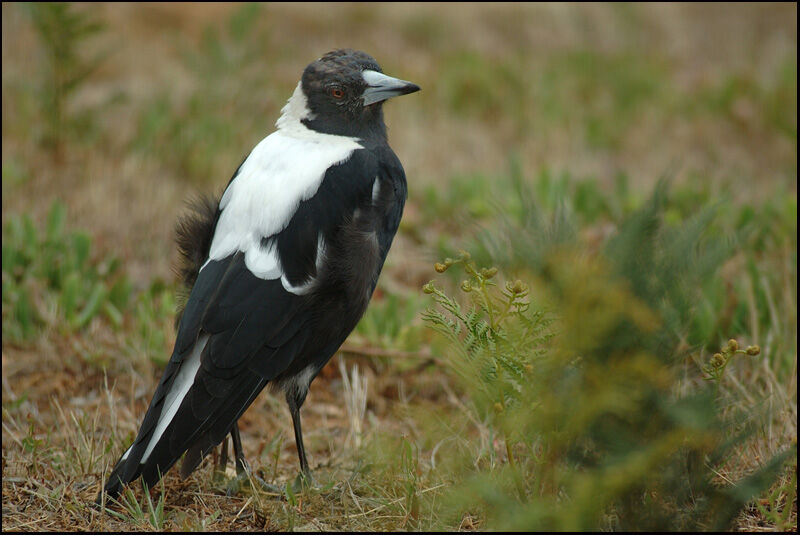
(702, 338, 761, 388)
(105, 479, 168, 530)
(754, 465, 797, 532)
(353, 291, 426, 352)
(422, 250, 552, 495)
(25, 3, 106, 159)
(283, 479, 298, 532)
(399, 435, 421, 529)
(258, 432, 286, 486)
(21, 418, 46, 476)
(129, 279, 176, 367)
(2, 202, 131, 343)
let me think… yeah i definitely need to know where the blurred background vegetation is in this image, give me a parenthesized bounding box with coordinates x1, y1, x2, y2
(2, 2, 796, 531)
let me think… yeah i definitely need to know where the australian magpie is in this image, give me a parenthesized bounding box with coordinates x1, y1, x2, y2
(101, 49, 419, 500)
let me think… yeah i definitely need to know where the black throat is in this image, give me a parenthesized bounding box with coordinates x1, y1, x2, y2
(301, 105, 388, 146)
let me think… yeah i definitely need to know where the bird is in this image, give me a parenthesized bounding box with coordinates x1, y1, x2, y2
(100, 49, 419, 501)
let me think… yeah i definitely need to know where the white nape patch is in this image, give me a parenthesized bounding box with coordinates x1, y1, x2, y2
(140, 334, 209, 463)
(274, 82, 315, 134)
(371, 176, 380, 204)
(281, 234, 326, 295)
(207, 84, 361, 293)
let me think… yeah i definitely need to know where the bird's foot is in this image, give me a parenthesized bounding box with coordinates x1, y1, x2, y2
(224, 470, 284, 496)
(212, 464, 230, 485)
(212, 456, 280, 496)
(246, 470, 317, 496)
(215, 464, 320, 497)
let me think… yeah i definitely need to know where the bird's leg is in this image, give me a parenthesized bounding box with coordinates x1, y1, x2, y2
(290, 406, 310, 477)
(214, 433, 230, 480)
(230, 423, 250, 476)
(221, 421, 282, 496)
(287, 391, 310, 476)
(215, 424, 241, 478)
(287, 389, 315, 490)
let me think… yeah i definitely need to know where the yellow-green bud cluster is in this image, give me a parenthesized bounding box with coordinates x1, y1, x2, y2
(480, 267, 498, 279)
(506, 280, 528, 295)
(704, 338, 762, 383)
(434, 257, 461, 273)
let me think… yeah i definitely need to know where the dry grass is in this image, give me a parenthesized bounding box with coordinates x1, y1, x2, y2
(2, 2, 796, 531)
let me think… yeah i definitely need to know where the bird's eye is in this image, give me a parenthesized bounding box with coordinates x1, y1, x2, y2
(330, 87, 345, 99)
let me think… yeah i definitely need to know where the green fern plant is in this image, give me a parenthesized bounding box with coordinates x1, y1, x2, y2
(423, 252, 551, 441)
(422, 180, 794, 531)
(422, 251, 553, 500)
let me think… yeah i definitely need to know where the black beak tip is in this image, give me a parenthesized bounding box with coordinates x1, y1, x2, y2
(404, 82, 421, 95)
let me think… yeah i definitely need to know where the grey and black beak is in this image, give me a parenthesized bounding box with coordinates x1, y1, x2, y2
(362, 70, 420, 106)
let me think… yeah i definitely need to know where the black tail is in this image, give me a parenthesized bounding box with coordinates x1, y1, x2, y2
(97, 361, 269, 504)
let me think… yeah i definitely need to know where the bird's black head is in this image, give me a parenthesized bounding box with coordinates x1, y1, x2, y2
(295, 49, 420, 141)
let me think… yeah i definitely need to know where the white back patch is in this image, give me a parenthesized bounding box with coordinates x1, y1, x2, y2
(206, 85, 362, 294)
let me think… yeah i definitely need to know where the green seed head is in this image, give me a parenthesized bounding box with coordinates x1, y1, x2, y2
(727, 339, 739, 352)
(746, 345, 761, 356)
(434, 263, 448, 273)
(711, 353, 725, 368)
(481, 267, 498, 279)
(460, 280, 472, 293)
(422, 281, 436, 294)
